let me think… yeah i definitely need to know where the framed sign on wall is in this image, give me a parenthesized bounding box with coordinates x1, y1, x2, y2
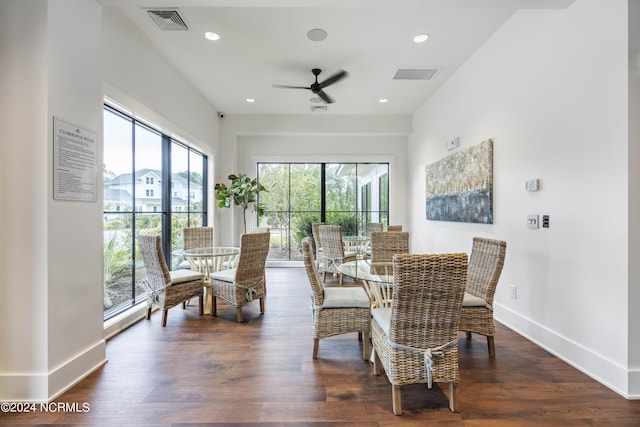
(53, 116, 97, 202)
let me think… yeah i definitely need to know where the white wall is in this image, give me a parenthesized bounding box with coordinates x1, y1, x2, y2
(409, 0, 633, 397)
(0, 0, 50, 401)
(627, 0, 640, 396)
(215, 114, 412, 246)
(0, 0, 106, 401)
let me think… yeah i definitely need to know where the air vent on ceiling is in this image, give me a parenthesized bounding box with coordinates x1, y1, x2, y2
(392, 67, 439, 80)
(146, 9, 189, 31)
(310, 105, 328, 112)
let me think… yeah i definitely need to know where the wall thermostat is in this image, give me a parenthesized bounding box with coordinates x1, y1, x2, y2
(525, 179, 539, 192)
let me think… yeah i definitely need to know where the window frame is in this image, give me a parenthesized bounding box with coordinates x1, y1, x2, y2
(102, 104, 208, 320)
(257, 162, 389, 261)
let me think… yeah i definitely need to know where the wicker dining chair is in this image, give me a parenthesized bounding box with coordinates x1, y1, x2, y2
(459, 237, 507, 358)
(311, 222, 324, 271)
(369, 231, 409, 276)
(371, 252, 468, 415)
(318, 225, 357, 284)
(184, 226, 214, 250)
(301, 238, 371, 359)
(210, 232, 270, 323)
(179, 226, 214, 270)
(387, 224, 402, 231)
(366, 222, 384, 237)
(363, 222, 383, 258)
(137, 234, 204, 327)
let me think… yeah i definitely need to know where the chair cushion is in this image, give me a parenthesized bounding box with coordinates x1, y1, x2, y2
(210, 268, 237, 283)
(169, 269, 203, 284)
(371, 307, 391, 335)
(323, 287, 370, 309)
(462, 292, 487, 307)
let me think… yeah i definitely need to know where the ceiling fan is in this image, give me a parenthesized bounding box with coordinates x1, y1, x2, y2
(273, 68, 348, 104)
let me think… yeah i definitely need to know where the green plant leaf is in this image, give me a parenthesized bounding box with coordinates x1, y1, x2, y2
(213, 173, 268, 230)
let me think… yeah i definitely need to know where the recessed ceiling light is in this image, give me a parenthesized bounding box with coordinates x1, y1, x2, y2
(205, 31, 220, 41)
(379, 98, 388, 103)
(413, 33, 429, 43)
(245, 98, 255, 103)
(307, 28, 327, 42)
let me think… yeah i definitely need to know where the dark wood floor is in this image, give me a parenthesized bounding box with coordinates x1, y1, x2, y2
(4, 268, 639, 426)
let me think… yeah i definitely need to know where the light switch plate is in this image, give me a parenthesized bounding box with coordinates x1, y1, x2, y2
(527, 214, 539, 229)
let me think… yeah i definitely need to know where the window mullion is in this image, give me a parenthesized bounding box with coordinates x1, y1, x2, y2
(202, 154, 208, 226)
(161, 135, 172, 265)
(320, 163, 326, 223)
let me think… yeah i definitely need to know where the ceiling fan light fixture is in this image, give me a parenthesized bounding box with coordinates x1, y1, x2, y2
(310, 97, 323, 103)
(205, 31, 220, 41)
(307, 28, 328, 42)
(413, 33, 429, 43)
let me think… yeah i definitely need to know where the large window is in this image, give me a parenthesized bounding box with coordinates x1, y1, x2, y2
(257, 162, 389, 261)
(102, 105, 207, 320)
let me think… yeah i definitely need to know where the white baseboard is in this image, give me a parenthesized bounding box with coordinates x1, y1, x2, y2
(0, 340, 106, 402)
(628, 368, 640, 399)
(495, 303, 636, 399)
(48, 340, 107, 401)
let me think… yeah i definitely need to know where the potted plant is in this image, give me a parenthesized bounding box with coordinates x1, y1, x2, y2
(214, 173, 267, 233)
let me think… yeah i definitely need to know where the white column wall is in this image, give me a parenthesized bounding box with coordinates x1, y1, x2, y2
(46, 0, 106, 400)
(627, 0, 640, 397)
(0, 0, 106, 401)
(0, 0, 50, 400)
(408, 0, 632, 396)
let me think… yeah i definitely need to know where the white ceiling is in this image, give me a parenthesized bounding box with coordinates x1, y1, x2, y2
(99, 0, 575, 115)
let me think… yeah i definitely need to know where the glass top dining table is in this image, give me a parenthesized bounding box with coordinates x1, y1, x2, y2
(182, 246, 240, 279)
(342, 235, 370, 257)
(182, 246, 240, 315)
(337, 259, 394, 308)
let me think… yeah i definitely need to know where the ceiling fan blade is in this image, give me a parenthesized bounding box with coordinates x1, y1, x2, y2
(317, 90, 334, 104)
(319, 70, 348, 88)
(272, 83, 311, 90)
(273, 68, 345, 104)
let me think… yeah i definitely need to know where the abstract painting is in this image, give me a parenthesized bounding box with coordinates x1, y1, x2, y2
(425, 139, 493, 223)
